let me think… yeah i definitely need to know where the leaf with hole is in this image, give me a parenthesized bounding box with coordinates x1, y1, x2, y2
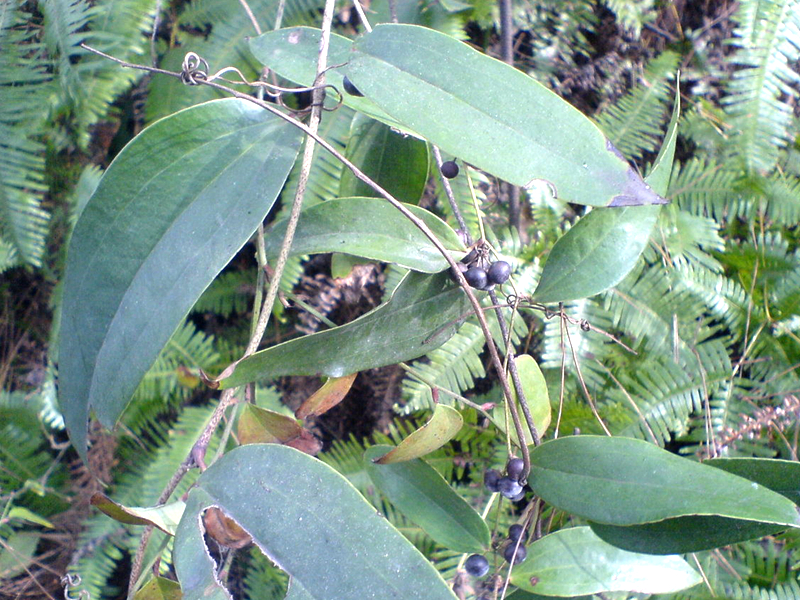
(173, 444, 459, 600)
(264, 197, 463, 273)
(217, 272, 470, 387)
(345, 24, 666, 208)
(364, 444, 490, 553)
(510, 527, 701, 596)
(58, 98, 302, 460)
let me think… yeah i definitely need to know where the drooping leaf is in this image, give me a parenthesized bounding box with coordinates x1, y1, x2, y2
(264, 197, 463, 273)
(492, 354, 551, 445)
(364, 444, 490, 553)
(217, 272, 471, 387)
(59, 99, 302, 460)
(345, 24, 666, 208)
(374, 405, 463, 463)
(532, 88, 679, 303)
(91, 493, 186, 535)
(339, 114, 430, 203)
(296, 374, 357, 419)
(528, 436, 800, 550)
(510, 526, 701, 596)
(173, 444, 459, 600)
(238, 405, 322, 455)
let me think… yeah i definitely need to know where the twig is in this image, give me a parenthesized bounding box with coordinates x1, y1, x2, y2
(353, 0, 373, 32)
(238, 0, 263, 34)
(432, 146, 471, 242)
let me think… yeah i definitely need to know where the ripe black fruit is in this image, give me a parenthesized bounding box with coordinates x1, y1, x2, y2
(484, 469, 501, 492)
(506, 457, 524, 481)
(342, 76, 364, 97)
(487, 261, 512, 285)
(464, 266, 489, 290)
(497, 476, 523, 499)
(441, 160, 459, 179)
(503, 542, 527, 565)
(464, 554, 490, 577)
(508, 524, 528, 544)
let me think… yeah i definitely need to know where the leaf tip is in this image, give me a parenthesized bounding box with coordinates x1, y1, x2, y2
(605, 140, 669, 207)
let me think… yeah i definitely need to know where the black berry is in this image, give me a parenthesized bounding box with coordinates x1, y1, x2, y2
(464, 553, 490, 577)
(484, 469, 501, 492)
(441, 160, 459, 179)
(506, 457, 524, 481)
(509, 488, 526, 502)
(503, 542, 527, 565)
(497, 476, 523, 499)
(342, 76, 364, 97)
(487, 261, 512, 285)
(464, 266, 488, 290)
(508, 524, 528, 544)
(449, 261, 468, 283)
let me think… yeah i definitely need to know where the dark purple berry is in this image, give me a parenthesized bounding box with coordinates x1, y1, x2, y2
(449, 261, 468, 283)
(497, 476, 523, 499)
(342, 76, 363, 97)
(441, 160, 459, 179)
(464, 266, 488, 290)
(508, 524, 528, 544)
(484, 469, 501, 492)
(464, 553, 490, 577)
(503, 542, 527, 565)
(509, 488, 526, 502)
(487, 261, 512, 285)
(506, 457, 524, 481)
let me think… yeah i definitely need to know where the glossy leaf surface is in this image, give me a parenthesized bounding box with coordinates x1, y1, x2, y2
(532, 88, 679, 303)
(59, 99, 301, 459)
(339, 114, 430, 203)
(174, 444, 459, 600)
(510, 527, 701, 596)
(218, 272, 470, 387)
(374, 405, 463, 463)
(529, 436, 800, 529)
(263, 197, 463, 273)
(346, 24, 666, 207)
(364, 445, 490, 552)
(705, 457, 800, 504)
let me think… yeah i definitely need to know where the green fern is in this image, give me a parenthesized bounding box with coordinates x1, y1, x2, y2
(722, 0, 800, 173)
(595, 51, 679, 163)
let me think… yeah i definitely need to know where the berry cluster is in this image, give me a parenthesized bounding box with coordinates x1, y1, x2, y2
(483, 457, 526, 501)
(452, 247, 512, 292)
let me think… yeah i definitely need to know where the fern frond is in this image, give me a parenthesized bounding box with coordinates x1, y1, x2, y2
(595, 51, 679, 162)
(194, 269, 255, 317)
(762, 172, 800, 226)
(722, 0, 800, 173)
(669, 158, 750, 223)
(604, 0, 655, 36)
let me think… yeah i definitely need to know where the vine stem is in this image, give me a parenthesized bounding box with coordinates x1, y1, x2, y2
(85, 33, 529, 592)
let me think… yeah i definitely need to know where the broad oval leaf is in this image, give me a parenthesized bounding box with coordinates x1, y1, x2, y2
(91, 493, 185, 535)
(374, 405, 463, 463)
(339, 114, 430, 203)
(345, 24, 666, 208)
(59, 98, 302, 459)
(529, 436, 800, 529)
(174, 444, 459, 600)
(364, 444, 490, 553)
(531, 86, 680, 303)
(510, 526, 701, 596)
(706, 457, 800, 504)
(218, 272, 470, 387)
(264, 197, 464, 273)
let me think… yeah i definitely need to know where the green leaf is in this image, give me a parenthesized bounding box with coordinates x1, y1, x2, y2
(531, 88, 679, 303)
(374, 405, 463, 463)
(0, 531, 41, 579)
(248, 28, 406, 131)
(345, 24, 666, 208)
(135, 576, 183, 600)
(58, 98, 302, 460)
(174, 444, 459, 600)
(218, 272, 471, 387)
(364, 444, 490, 553)
(529, 436, 800, 533)
(492, 355, 551, 445)
(705, 457, 800, 504)
(264, 197, 464, 273)
(91, 493, 185, 535)
(339, 114, 430, 204)
(510, 526, 701, 596)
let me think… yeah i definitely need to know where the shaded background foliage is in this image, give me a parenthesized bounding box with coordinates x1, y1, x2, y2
(2, 0, 800, 598)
